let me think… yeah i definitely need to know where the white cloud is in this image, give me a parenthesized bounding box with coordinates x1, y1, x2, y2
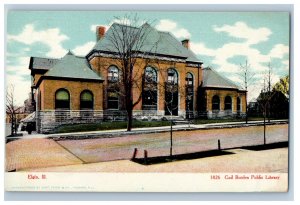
(5, 74, 31, 106)
(190, 21, 288, 101)
(155, 19, 191, 39)
(268, 44, 289, 59)
(7, 24, 69, 58)
(73, 41, 95, 56)
(213, 21, 272, 45)
(281, 60, 290, 72)
(172, 28, 191, 39)
(156, 19, 177, 31)
(6, 57, 31, 76)
(5, 56, 32, 106)
(190, 42, 215, 56)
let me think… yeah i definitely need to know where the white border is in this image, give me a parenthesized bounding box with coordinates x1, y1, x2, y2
(1, 1, 298, 204)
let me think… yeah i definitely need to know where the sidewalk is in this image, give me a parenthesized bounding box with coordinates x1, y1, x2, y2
(21, 147, 288, 173)
(9, 119, 288, 140)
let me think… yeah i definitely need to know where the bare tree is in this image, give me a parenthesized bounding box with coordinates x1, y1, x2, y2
(154, 65, 186, 158)
(164, 79, 179, 158)
(6, 84, 21, 136)
(104, 14, 158, 131)
(266, 62, 273, 122)
(239, 60, 255, 123)
(257, 68, 277, 145)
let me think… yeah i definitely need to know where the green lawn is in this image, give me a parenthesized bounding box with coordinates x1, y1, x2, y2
(54, 120, 171, 133)
(54, 117, 288, 133)
(193, 117, 287, 124)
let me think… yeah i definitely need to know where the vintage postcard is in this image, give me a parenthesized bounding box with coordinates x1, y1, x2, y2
(5, 10, 290, 192)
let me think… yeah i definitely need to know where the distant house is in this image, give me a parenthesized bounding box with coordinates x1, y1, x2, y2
(248, 98, 260, 117)
(29, 23, 246, 133)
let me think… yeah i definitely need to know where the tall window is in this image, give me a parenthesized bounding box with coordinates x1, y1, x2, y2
(107, 66, 119, 82)
(55, 89, 70, 122)
(185, 72, 194, 118)
(167, 68, 178, 84)
(165, 68, 179, 115)
(237, 97, 241, 113)
(80, 90, 93, 110)
(107, 91, 119, 110)
(225, 96, 232, 110)
(107, 66, 120, 109)
(55, 89, 70, 110)
(212, 95, 220, 111)
(186, 72, 193, 86)
(143, 67, 157, 110)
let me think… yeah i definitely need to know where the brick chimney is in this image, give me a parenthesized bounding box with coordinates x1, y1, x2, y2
(96, 26, 106, 41)
(181, 39, 190, 49)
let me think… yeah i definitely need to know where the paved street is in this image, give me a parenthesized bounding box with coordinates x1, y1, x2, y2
(56, 124, 288, 163)
(5, 124, 288, 172)
(22, 147, 288, 173)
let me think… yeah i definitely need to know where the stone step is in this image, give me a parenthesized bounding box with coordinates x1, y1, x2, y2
(173, 120, 192, 125)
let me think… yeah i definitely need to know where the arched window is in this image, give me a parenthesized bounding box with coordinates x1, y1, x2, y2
(185, 73, 194, 118)
(107, 65, 119, 109)
(55, 89, 70, 110)
(237, 97, 241, 113)
(145, 66, 157, 83)
(80, 90, 93, 110)
(143, 67, 157, 110)
(167, 68, 178, 84)
(212, 95, 220, 111)
(186, 72, 193, 86)
(225, 96, 232, 110)
(107, 66, 119, 82)
(165, 68, 179, 115)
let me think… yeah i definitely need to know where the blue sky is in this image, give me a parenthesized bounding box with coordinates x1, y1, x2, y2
(6, 11, 289, 105)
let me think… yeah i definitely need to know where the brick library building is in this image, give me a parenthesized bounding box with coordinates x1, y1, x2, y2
(29, 23, 246, 133)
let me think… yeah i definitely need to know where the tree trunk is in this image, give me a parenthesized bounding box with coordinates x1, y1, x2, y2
(127, 108, 133, 131)
(263, 108, 266, 145)
(245, 105, 248, 124)
(10, 114, 14, 136)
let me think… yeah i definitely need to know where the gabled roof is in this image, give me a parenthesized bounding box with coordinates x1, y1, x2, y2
(44, 51, 103, 81)
(30, 57, 59, 70)
(202, 67, 244, 90)
(91, 23, 202, 63)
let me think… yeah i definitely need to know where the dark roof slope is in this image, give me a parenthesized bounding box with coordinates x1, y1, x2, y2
(30, 57, 59, 70)
(44, 51, 102, 81)
(91, 23, 202, 63)
(202, 67, 244, 90)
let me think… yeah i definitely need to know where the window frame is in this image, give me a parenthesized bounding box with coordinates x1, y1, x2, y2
(55, 88, 70, 110)
(80, 90, 94, 110)
(224, 96, 232, 111)
(142, 66, 158, 111)
(212, 95, 220, 111)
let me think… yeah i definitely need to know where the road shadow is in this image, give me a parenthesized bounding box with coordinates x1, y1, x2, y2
(131, 150, 234, 165)
(132, 141, 288, 166)
(240, 141, 288, 151)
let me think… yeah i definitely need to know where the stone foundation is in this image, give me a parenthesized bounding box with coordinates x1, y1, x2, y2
(36, 109, 237, 133)
(207, 110, 246, 119)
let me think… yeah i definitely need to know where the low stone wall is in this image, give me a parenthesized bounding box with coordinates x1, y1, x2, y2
(36, 109, 207, 133)
(37, 110, 104, 133)
(207, 110, 246, 119)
